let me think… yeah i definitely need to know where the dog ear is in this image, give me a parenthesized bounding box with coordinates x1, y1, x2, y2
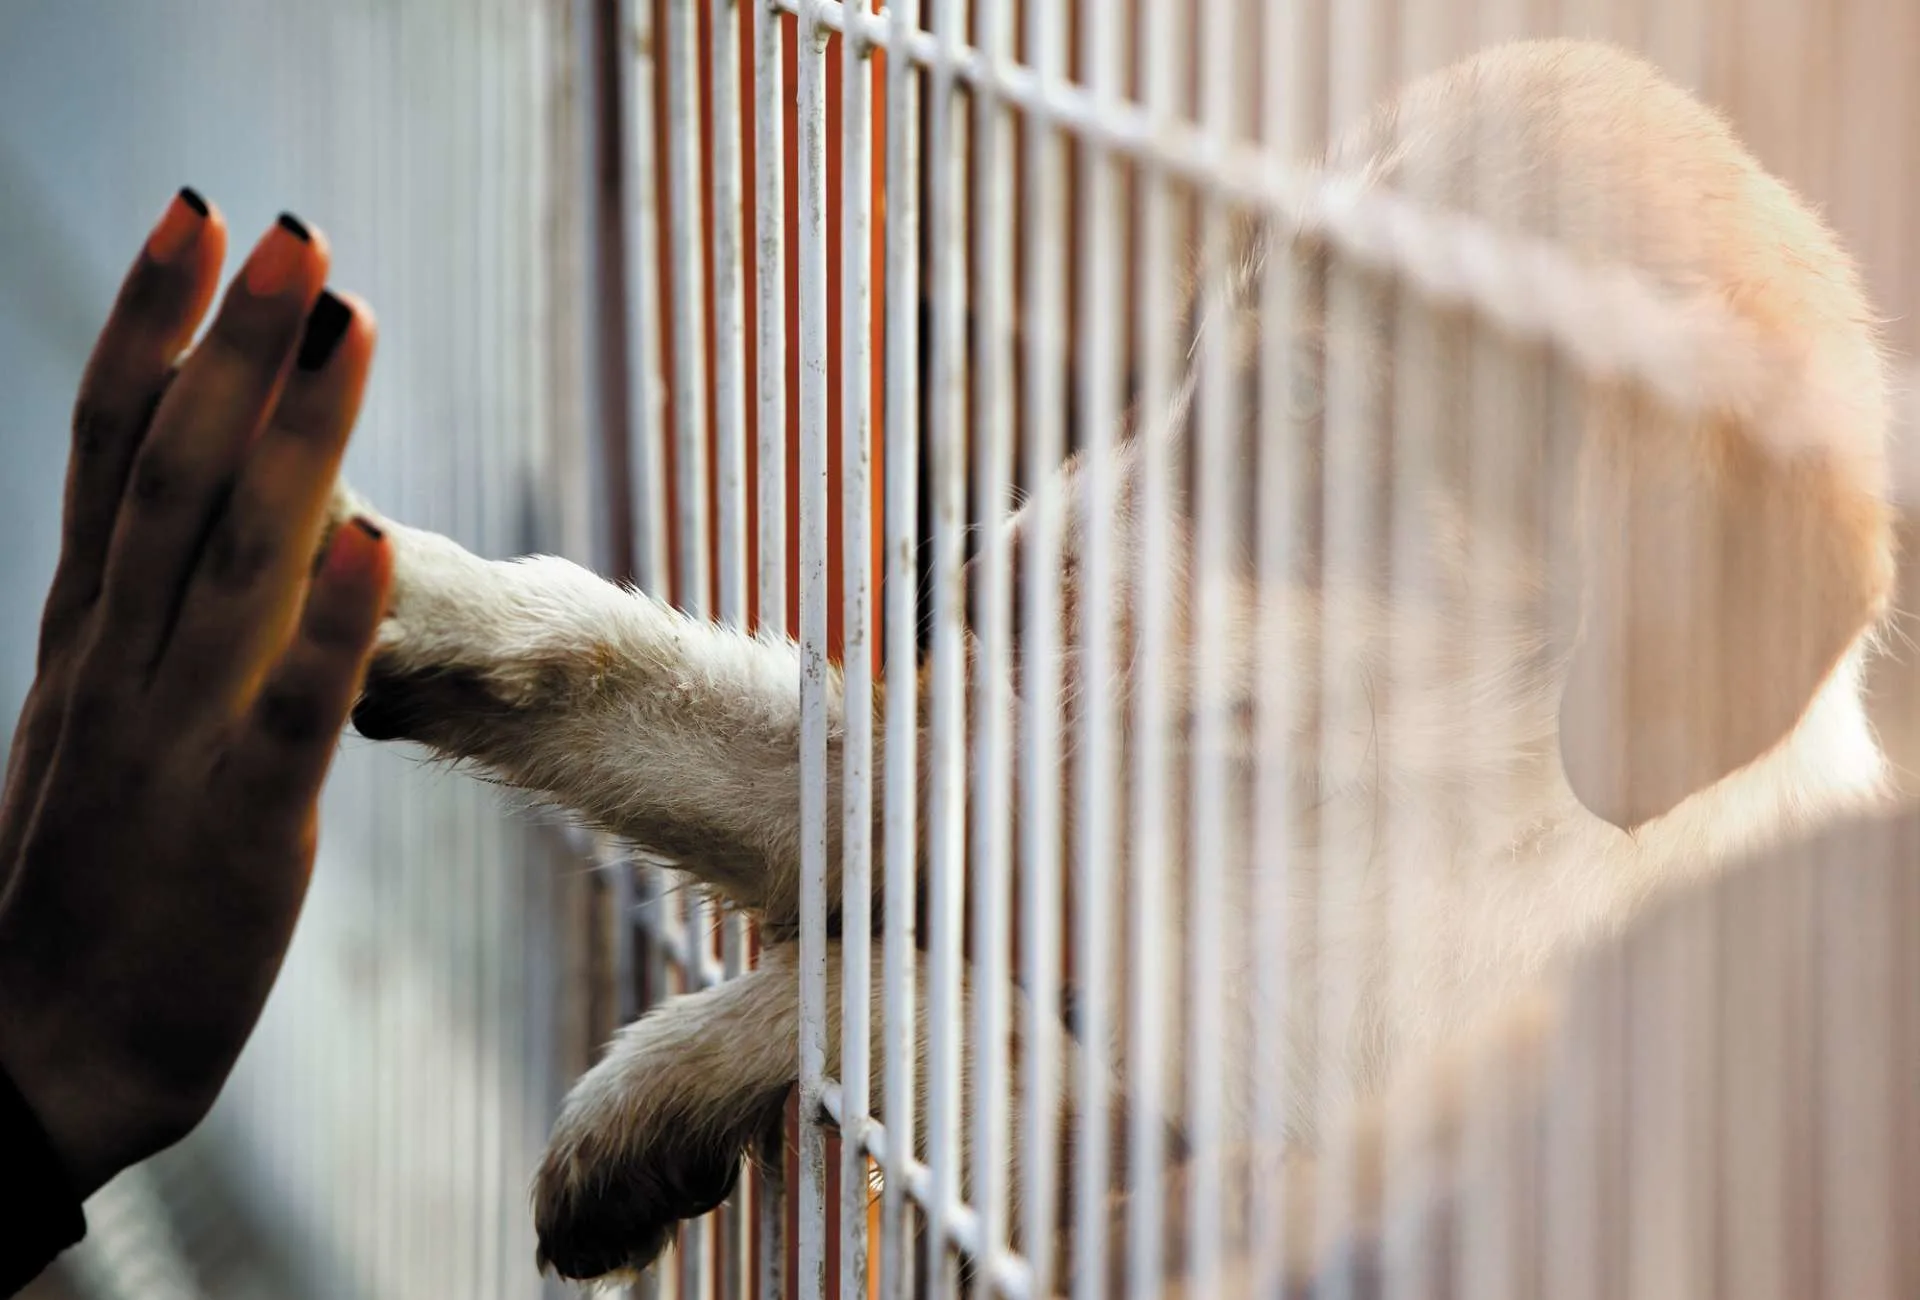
(1557, 394, 1893, 831)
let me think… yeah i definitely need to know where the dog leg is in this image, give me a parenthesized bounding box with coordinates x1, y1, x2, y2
(532, 950, 800, 1280)
(532, 940, 953, 1282)
(527, 929, 1111, 1286)
(327, 486, 864, 931)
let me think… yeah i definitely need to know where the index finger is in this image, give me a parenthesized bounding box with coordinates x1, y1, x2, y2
(40, 189, 229, 667)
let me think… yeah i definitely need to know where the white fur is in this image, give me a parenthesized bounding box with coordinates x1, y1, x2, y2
(335, 37, 1898, 1290)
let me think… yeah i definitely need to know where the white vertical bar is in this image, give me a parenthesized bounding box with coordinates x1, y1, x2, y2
(1072, 0, 1122, 1293)
(750, 41, 794, 1283)
(1018, 0, 1067, 1288)
(616, 5, 676, 1291)
(713, 0, 752, 632)
(622, 0, 672, 597)
(666, 0, 714, 620)
(1315, 3, 1382, 1294)
(755, 0, 790, 640)
(1184, 0, 1242, 1289)
(796, 0, 834, 1294)
(1249, 0, 1305, 1289)
(1127, 0, 1183, 1289)
(748, 55, 793, 1283)
(708, 0, 756, 1292)
(879, 0, 924, 1290)
(839, 3, 877, 1296)
(663, 15, 720, 1282)
(656, 15, 718, 1282)
(924, 0, 971, 1289)
(969, 0, 1016, 1275)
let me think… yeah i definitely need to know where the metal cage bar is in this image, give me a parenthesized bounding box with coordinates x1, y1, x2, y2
(752, 1, 793, 1292)
(965, 0, 1016, 1280)
(795, 0, 835, 1295)
(836, 2, 878, 1296)
(920, 0, 972, 1292)
(1014, 0, 1068, 1288)
(878, 0, 924, 1288)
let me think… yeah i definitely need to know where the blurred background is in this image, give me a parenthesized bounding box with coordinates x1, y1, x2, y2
(9, 1, 1920, 1298)
(0, 3, 605, 1297)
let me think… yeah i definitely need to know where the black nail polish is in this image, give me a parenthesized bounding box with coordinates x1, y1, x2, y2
(277, 212, 312, 242)
(351, 516, 384, 542)
(178, 187, 209, 217)
(297, 290, 353, 371)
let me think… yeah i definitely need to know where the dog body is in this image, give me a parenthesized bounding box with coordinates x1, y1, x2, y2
(336, 38, 1895, 1289)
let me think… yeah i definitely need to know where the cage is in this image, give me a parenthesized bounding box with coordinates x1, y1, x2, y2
(595, 0, 1920, 1297)
(7, 0, 1920, 1298)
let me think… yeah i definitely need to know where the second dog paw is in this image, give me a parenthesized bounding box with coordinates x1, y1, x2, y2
(530, 1067, 773, 1281)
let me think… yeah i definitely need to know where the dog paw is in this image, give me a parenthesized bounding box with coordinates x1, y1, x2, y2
(530, 1059, 758, 1282)
(317, 483, 549, 744)
(349, 543, 515, 743)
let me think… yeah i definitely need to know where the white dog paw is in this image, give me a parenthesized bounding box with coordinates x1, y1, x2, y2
(530, 1046, 774, 1282)
(322, 483, 537, 742)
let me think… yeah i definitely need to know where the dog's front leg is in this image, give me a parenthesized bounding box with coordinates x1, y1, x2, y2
(327, 486, 866, 930)
(531, 948, 802, 1281)
(529, 930, 1115, 1287)
(532, 939, 953, 1284)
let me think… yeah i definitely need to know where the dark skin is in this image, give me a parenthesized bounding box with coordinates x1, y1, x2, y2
(0, 191, 390, 1198)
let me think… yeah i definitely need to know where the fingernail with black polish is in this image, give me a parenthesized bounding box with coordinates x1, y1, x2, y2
(297, 290, 353, 371)
(351, 517, 384, 542)
(277, 212, 312, 242)
(147, 188, 210, 264)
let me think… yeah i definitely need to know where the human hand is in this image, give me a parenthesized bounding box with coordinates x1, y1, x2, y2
(0, 191, 390, 1197)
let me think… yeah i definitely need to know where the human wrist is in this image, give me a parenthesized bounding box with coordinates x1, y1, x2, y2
(0, 973, 206, 1200)
(0, 1009, 105, 1199)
